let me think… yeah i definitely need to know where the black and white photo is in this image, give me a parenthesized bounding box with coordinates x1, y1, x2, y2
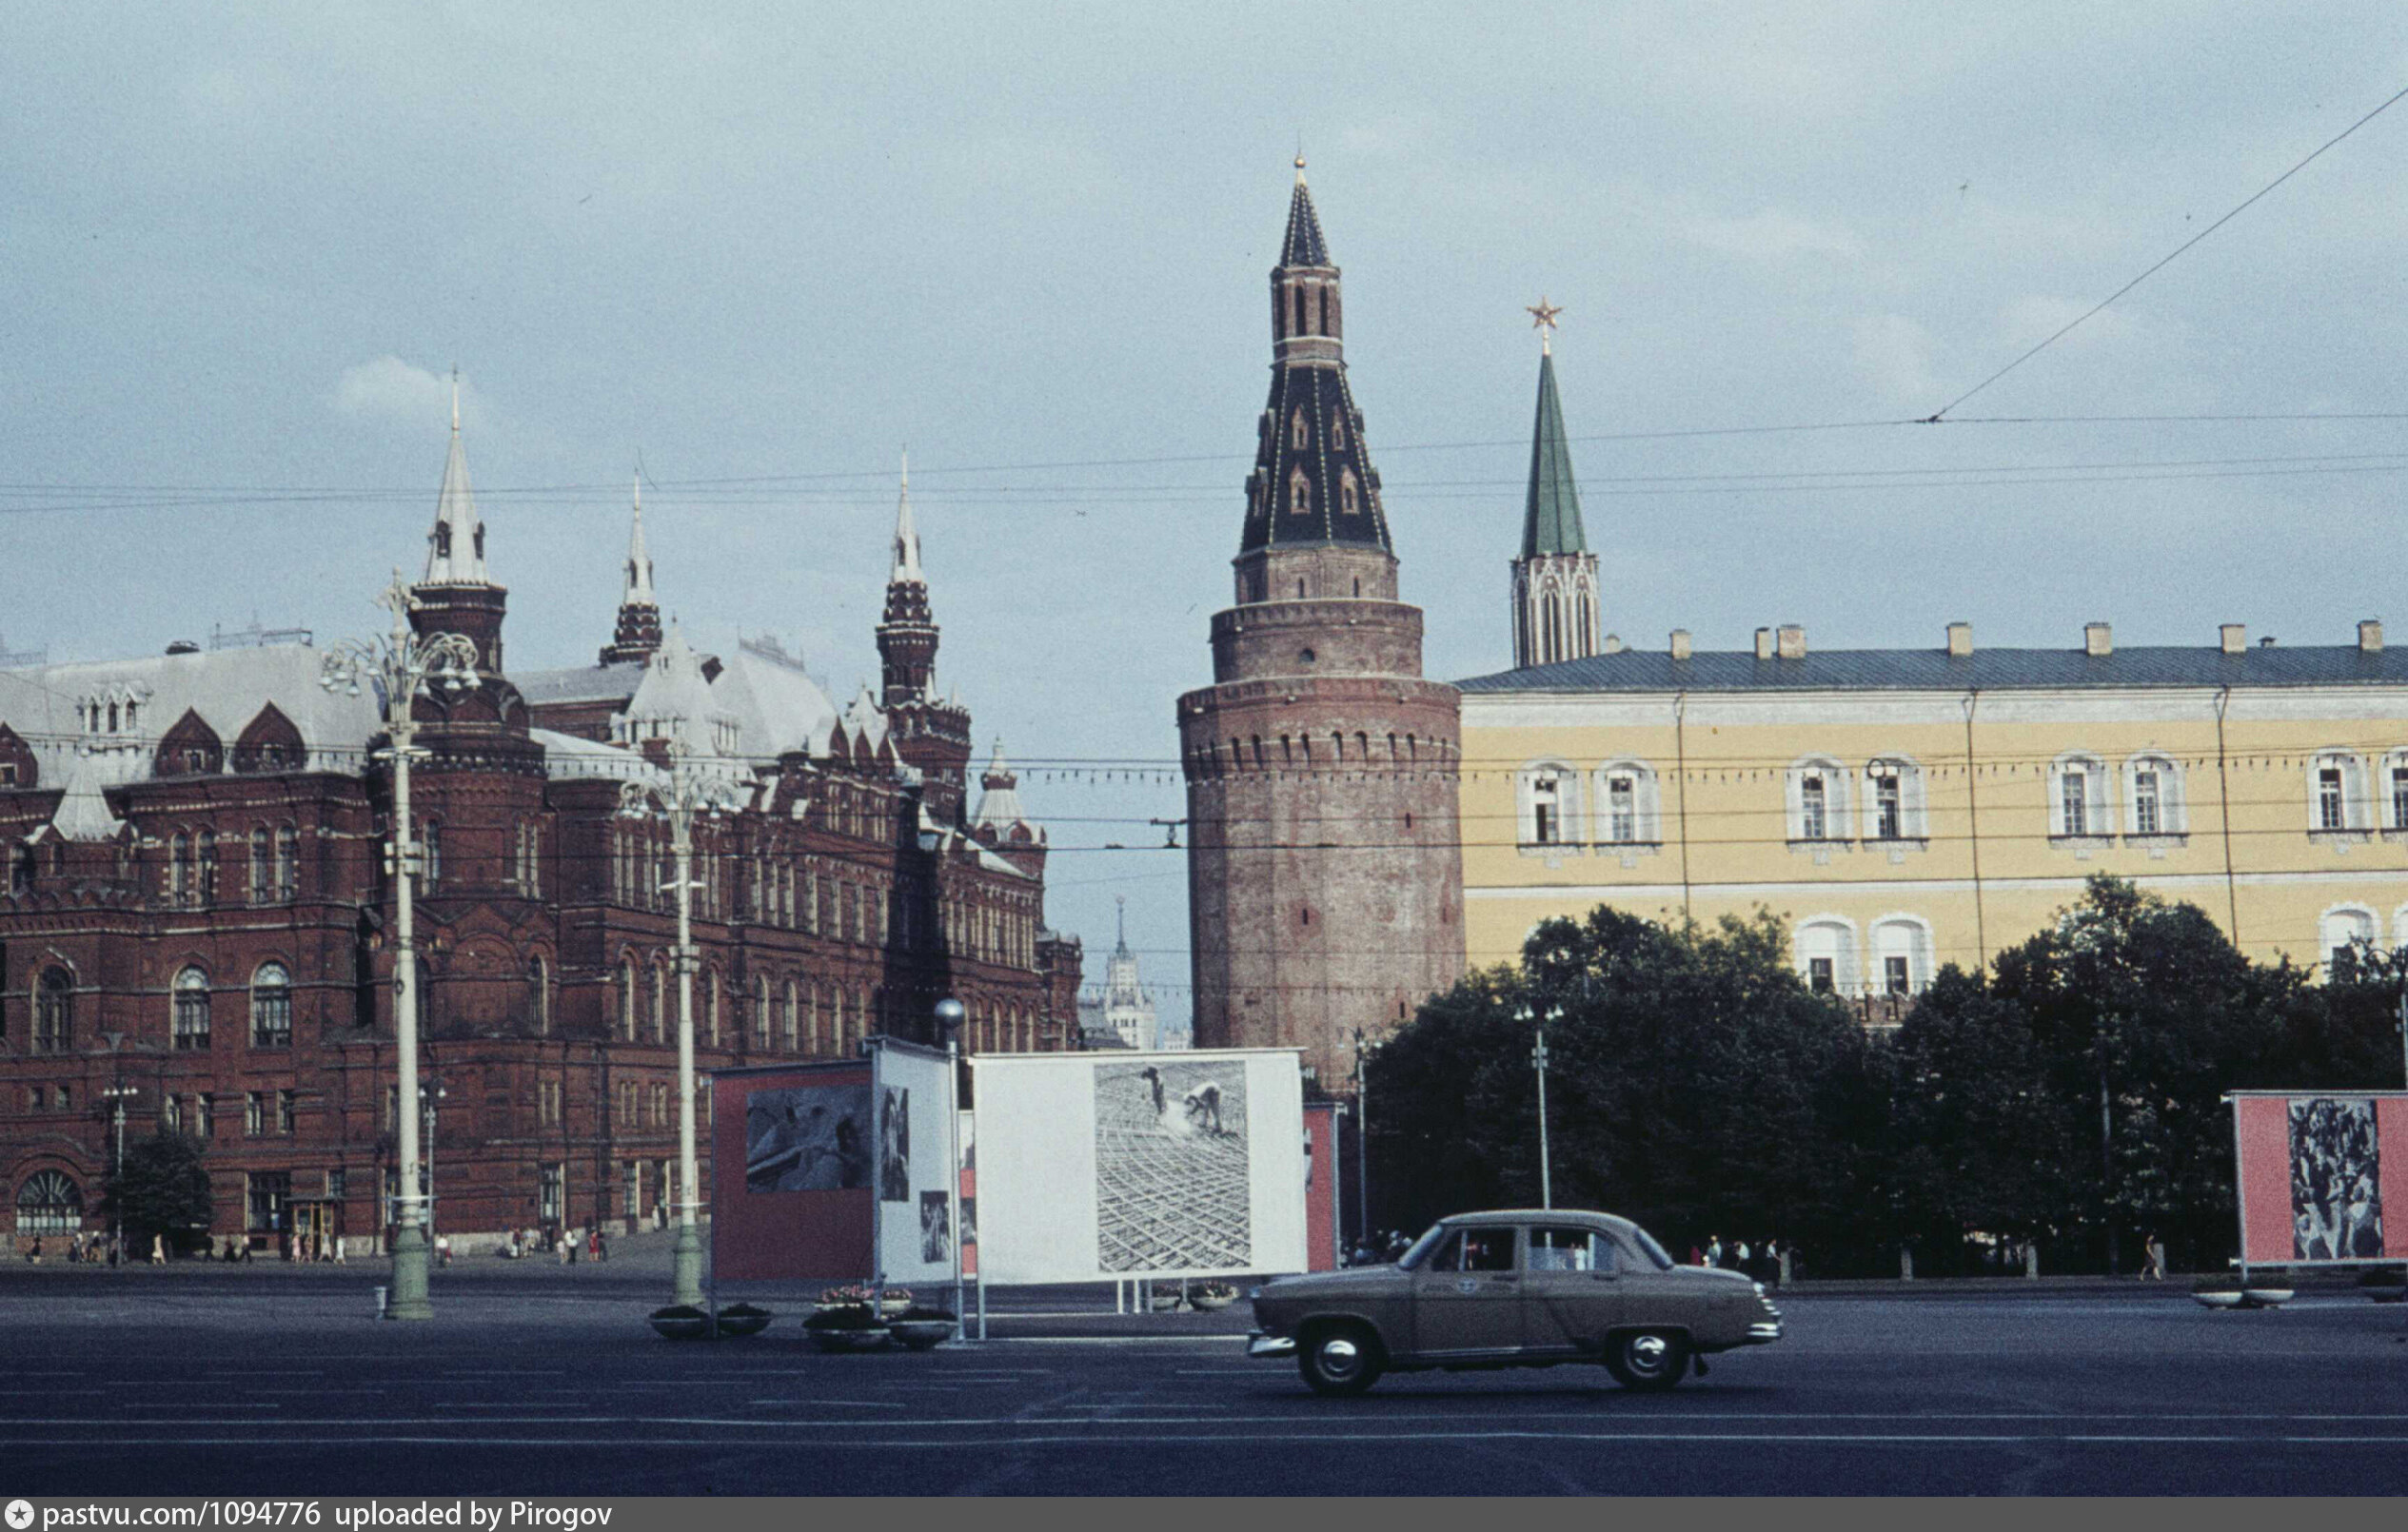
(744, 1083, 870, 1193)
(918, 1189, 952, 1264)
(1093, 1058, 1251, 1272)
(2290, 1096, 2383, 1260)
(879, 1085, 910, 1203)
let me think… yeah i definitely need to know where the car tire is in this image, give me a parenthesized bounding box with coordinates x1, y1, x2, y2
(1604, 1328, 1688, 1391)
(1297, 1324, 1384, 1397)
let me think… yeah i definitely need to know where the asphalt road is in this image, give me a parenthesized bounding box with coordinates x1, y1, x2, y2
(2, 1261, 2404, 1496)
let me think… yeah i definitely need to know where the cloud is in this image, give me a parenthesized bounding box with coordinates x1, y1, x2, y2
(1851, 313, 1942, 404)
(332, 356, 478, 430)
(1679, 207, 1865, 262)
(2000, 295, 2138, 352)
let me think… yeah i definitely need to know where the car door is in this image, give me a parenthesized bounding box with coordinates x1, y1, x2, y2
(1408, 1226, 1523, 1355)
(1522, 1224, 1624, 1353)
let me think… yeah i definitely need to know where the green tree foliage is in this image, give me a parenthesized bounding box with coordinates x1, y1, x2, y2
(1371, 906, 1878, 1265)
(101, 1130, 212, 1255)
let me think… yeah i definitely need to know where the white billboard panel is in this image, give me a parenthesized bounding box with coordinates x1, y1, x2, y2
(872, 1041, 960, 1287)
(972, 1049, 1306, 1284)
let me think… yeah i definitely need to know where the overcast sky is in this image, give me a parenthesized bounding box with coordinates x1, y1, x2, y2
(10, 5, 2408, 1024)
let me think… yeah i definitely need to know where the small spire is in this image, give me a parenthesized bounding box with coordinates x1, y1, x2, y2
(1115, 894, 1128, 953)
(889, 449, 923, 583)
(1294, 144, 1307, 187)
(623, 472, 656, 604)
(423, 380, 490, 586)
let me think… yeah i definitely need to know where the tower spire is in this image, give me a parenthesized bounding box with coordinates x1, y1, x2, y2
(891, 448, 922, 583)
(423, 373, 489, 586)
(599, 470, 663, 664)
(1511, 311, 1602, 669)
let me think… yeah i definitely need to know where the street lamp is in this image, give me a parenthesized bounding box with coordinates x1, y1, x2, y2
(101, 1081, 139, 1250)
(420, 1080, 448, 1247)
(321, 568, 481, 1321)
(1516, 1002, 1560, 1210)
(1352, 1028, 1372, 1249)
(619, 732, 740, 1308)
(935, 995, 967, 1339)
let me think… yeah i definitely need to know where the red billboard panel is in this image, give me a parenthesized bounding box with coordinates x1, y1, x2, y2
(2230, 1091, 2408, 1267)
(711, 1061, 874, 1283)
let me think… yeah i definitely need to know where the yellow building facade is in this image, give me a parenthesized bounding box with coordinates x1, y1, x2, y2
(1457, 617, 2408, 1006)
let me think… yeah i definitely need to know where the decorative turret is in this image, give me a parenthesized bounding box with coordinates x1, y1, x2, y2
(1234, 157, 1395, 609)
(1510, 301, 1602, 668)
(600, 476, 663, 665)
(871, 455, 973, 823)
(410, 374, 511, 677)
(970, 737, 1046, 879)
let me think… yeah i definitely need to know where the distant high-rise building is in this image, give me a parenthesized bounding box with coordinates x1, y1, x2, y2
(1079, 897, 1166, 1051)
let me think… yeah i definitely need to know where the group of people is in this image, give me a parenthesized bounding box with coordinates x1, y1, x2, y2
(25, 1231, 238, 1266)
(1692, 1234, 1786, 1285)
(491, 1227, 611, 1263)
(1345, 1230, 1414, 1267)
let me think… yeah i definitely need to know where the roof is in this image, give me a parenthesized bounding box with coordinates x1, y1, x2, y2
(515, 661, 646, 706)
(1457, 644, 2408, 695)
(1280, 170, 1330, 267)
(1521, 350, 1587, 558)
(1442, 1208, 1641, 1232)
(422, 404, 490, 586)
(528, 728, 664, 789)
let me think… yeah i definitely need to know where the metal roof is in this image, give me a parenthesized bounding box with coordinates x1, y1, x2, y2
(1457, 644, 2408, 695)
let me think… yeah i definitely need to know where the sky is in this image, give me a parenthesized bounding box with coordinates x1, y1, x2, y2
(10, 5, 2408, 1030)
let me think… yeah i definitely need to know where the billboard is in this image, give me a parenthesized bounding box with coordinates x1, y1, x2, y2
(872, 1041, 959, 1288)
(972, 1049, 1307, 1284)
(710, 1061, 874, 1282)
(2230, 1091, 2408, 1266)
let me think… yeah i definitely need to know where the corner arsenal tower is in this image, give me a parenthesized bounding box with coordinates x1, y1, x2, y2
(1176, 164, 1466, 1084)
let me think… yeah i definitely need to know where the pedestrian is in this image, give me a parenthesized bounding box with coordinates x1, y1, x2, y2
(1735, 1238, 1752, 1271)
(596, 1228, 608, 1262)
(436, 1233, 453, 1267)
(1689, 1244, 1704, 1266)
(333, 1235, 346, 1265)
(150, 1233, 166, 1266)
(1706, 1235, 1723, 1269)
(568, 1228, 580, 1265)
(2143, 1232, 2166, 1280)
(1387, 1230, 1410, 1262)
(25, 1237, 42, 1265)
(107, 1235, 122, 1268)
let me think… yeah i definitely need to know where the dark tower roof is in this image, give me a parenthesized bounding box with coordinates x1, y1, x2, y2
(1521, 350, 1588, 558)
(1239, 164, 1392, 557)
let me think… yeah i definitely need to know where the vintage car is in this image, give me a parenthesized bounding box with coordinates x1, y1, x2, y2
(1248, 1208, 1783, 1395)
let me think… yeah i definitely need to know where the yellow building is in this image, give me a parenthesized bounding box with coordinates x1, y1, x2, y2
(1456, 346, 2408, 1005)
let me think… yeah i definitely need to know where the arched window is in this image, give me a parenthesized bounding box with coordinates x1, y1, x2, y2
(170, 831, 192, 906)
(649, 961, 667, 1044)
(752, 975, 771, 1049)
(2048, 752, 2112, 840)
(1869, 916, 1934, 998)
(421, 821, 442, 889)
(34, 967, 71, 1053)
(172, 966, 211, 1050)
(1862, 756, 1928, 842)
(704, 969, 721, 1046)
(1593, 761, 1663, 846)
(250, 962, 291, 1048)
(1793, 916, 1860, 996)
(2309, 750, 2371, 835)
(275, 825, 298, 900)
(250, 829, 273, 905)
(2383, 749, 2408, 833)
(1332, 413, 1348, 450)
(782, 978, 799, 1051)
(1289, 469, 1310, 516)
(1340, 470, 1360, 515)
(619, 956, 637, 1040)
(528, 956, 550, 1035)
(1786, 757, 1851, 843)
(2123, 753, 2188, 838)
(1517, 761, 1583, 848)
(15, 1170, 83, 1234)
(1291, 409, 1309, 450)
(195, 829, 218, 906)
(2319, 905, 2378, 981)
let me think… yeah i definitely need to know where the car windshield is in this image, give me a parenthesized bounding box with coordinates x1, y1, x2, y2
(1627, 1225, 1677, 1271)
(1396, 1223, 1449, 1270)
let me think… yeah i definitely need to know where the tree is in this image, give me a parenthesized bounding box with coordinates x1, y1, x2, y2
(101, 1130, 212, 1255)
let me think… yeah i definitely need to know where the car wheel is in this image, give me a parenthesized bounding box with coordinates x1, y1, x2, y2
(1297, 1324, 1384, 1397)
(1605, 1328, 1688, 1391)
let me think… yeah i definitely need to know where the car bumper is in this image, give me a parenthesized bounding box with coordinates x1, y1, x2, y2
(1247, 1330, 1297, 1359)
(1743, 1319, 1785, 1345)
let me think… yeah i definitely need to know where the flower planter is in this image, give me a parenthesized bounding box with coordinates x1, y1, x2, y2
(808, 1324, 892, 1352)
(2240, 1287, 2294, 1308)
(2191, 1290, 2244, 1309)
(888, 1318, 954, 1350)
(1190, 1289, 1237, 1311)
(649, 1305, 713, 1341)
(717, 1304, 774, 1338)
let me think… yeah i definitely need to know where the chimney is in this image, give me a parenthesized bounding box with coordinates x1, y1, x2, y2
(2359, 619, 2383, 654)
(1603, 633, 1625, 655)
(1669, 629, 1693, 661)
(1945, 621, 1972, 658)
(2083, 621, 2112, 658)
(1754, 627, 1774, 661)
(1776, 624, 1806, 660)
(2220, 623, 2246, 655)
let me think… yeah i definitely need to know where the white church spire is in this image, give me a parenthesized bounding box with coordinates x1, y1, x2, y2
(890, 449, 923, 584)
(624, 473, 657, 605)
(423, 369, 490, 585)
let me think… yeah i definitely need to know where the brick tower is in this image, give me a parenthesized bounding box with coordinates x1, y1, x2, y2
(599, 476, 663, 665)
(1176, 161, 1465, 1086)
(876, 456, 974, 825)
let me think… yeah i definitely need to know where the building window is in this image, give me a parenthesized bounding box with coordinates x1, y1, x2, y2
(540, 1165, 564, 1226)
(34, 967, 71, 1053)
(619, 957, 637, 1040)
(1340, 471, 1360, 516)
(650, 962, 666, 1045)
(245, 1092, 265, 1136)
(1794, 917, 1859, 996)
(2308, 752, 2368, 835)
(15, 1170, 84, 1235)
(2062, 771, 2087, 835)
(172, 966, 211, 1050)
(162, 1095, 182, 1131)
(250, 962, 291, 1048)
(422, 822, 442, 889)
(539, 1078, 560, 1127)
(1870, 769, 1902, 840)
(1518, 763, 1581, 849)
(194, 1094, 213, 1139)
(196, 829, 218, 906)
(2319, 906, 2378, 982)
(251, 829, 273, 905)
(1870, 915, 1934, 997)
(2122, 754, 2187, 838)
(2394, 766, 2408, 831)
(2049, 753, 2111, 841)
(752, 976, 770, 1049)
(782, 979, 799, 1051)
(2133, 771, 2161, 835)
(326, 1168, 347, 1201)
(275, 826, 298, 900)
(2319, 769, 2345, 832)
(1292, 409, 1308, 450)
(1801, 776, 1827, 839)
(246, 1170, 291, 1232)
(277, 1089, 295, 1134)
(1289, 469, 1310, 516)
(1885, 956, 1910, 995)
(527, 955, 549, 1034)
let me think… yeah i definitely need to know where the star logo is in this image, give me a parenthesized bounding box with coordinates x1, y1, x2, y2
(8, 1499, 35, 1529)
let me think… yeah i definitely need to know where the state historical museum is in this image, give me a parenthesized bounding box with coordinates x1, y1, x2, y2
(0, 423, 1081, 1253)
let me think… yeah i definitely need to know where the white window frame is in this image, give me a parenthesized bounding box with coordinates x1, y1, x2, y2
(1516, 760, 1585, 852)
(1786, 757, 1852, 845)
(2383, 750, 2408, 835)
(2048, 751, 2113, 843)
(2308, 750, 2372, 837)
(1793, 914, 1860, 996)
(1859, 756, 1927, 843)
(2122, 752, 2187, 840)
(2318, 903, 2378, 982)
(1591, 760, 1662, 847)
(1869, 913, 1935, 997)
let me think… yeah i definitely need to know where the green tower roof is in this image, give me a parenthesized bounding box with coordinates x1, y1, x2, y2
(1520, 350, 1587, 559)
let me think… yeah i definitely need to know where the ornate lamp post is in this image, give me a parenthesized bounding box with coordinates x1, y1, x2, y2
(619, 733, 738, 1308)
(322, 570, 480, 1321)
(1516, 1002, 1560, 1210)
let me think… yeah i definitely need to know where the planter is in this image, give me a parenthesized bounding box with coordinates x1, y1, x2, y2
(2192, 1290, 2245, 1309)
(717, 1304, 774, 1338)
(1150, 1295, 1185, 1313)
(1189, 1292, 1235, 1312)
(2240, 1287, 2294, 1308)
(888, 1318, 954, 1351)
(809, 1325, 891, 1353)
(649, 1305, 713, 1341)
(2363, 1285, 2408, 1304)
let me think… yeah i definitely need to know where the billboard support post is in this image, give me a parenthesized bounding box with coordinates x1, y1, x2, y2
(2226, 1093, 2249, 1286)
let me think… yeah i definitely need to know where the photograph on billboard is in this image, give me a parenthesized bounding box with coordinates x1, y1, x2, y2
(1095, 1058, 1252, 1272)
(919, 1190, 952, 1264)
(2290, 1097, 2383, 1260)
(745, 1082, 870, 1192)
(879, 1085, 910, 1202)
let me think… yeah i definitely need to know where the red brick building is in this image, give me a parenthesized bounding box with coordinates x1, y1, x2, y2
(0, 427, 1081, 1253)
